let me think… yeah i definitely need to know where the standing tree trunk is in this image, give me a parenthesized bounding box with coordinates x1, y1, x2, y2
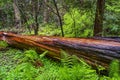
(53, 0, 64, 37)
(17, 4, 32, 34)
(13, 0, 21, 29)
(43, 0, 50, 24)
(94, 0, 105, 37)
(33, 0, 40, 35)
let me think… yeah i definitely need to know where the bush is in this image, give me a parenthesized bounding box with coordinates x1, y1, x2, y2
(40, 24, 61, 36)
(63, 8, 93, 37)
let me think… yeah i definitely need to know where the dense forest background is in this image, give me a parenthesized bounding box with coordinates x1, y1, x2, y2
(0, 0, 120, 37)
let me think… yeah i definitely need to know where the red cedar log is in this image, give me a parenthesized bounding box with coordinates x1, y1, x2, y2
(1, 32, 120, 69)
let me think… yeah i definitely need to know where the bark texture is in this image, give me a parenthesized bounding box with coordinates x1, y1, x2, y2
(94, 0, 105, 36)
(0, 32, 120, 69)
(13, 0, 21, 28)
(53, 0, 64, 37)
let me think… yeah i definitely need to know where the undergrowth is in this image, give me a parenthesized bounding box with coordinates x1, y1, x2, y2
(0, 41, 8, 48)
(0, 47, 120, 80)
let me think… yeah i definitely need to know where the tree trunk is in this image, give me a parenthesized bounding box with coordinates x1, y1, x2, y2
(43, 0, 50, 24)
(33, 0, 40, 35)
(17, 5, 32, 34)
(13, 0, 21, 29)
(94, 0, 105, 37)
(53, 0, 64, 37)
(1, 32, 120, 69)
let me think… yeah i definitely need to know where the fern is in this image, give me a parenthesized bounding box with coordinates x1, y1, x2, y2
(39, 50, 48, 59)
(24, 50, 38, 60)
(60, 50, 80, 68)
(109, 59, 120, 78)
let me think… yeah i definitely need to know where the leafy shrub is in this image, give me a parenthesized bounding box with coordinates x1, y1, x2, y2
(63, 8, 93, 37)
(104, 1, 120, 36)
(40, 24, 61, 36)
(109, 59, 120, 79)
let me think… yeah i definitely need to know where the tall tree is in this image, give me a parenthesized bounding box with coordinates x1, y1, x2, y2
(13, 0, 21, 29)
(53, 0, 64, 37)
(33, 0, 40, 35)
(43, 0, 50, 24)
(94, 0, 105, 36)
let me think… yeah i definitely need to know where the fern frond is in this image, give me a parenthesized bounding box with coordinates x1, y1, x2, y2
(60, 50, 80, 68)
(39, 50, 48, 59)
(109, 59, 120, 78)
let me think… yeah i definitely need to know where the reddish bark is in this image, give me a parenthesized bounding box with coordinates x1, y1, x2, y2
(1, 32, 120, 69)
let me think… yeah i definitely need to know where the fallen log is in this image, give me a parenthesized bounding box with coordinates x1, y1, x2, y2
(1, 32, 120, 69)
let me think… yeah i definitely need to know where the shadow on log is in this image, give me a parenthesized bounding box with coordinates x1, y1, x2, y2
(0, 31, 120, 69)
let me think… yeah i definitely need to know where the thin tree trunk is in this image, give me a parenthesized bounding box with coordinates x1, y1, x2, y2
(33, 0, 40, 35)
(53, 0, 64, 37)
(94, 0, 105, 37)
(17, 6, 31, 34)
(43, 0, 49, 24)
(13, 0, 21, 29)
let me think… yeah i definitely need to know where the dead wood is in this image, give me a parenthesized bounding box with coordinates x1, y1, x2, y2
(1, 31, 120, 69)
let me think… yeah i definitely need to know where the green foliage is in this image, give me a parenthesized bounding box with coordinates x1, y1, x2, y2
(39, 50, 48, 59)
(0, 41, 8, 47)
(0, 0, 14, 29)
(61, 50, 80, 68)
(40, 24, 61, 36)
(106, 0, 120, 13)
(0, 48, 23, 79)
(58, 65, 98, 80)
(35, 59, 60, 80)
(109, 59, 120, 79)
(64, 0, 96, 10)
(96, 65, 106, 75)
(1, 48, 120, 80)
(6, 63, 39, 80)
(3, 49, 44, 80)
(59, 50, 98, 80)
(0, 0, 12, 7)
(63, 8, 93, 37)
(104, 1, 120, 36)
(24, 50, 39, 61)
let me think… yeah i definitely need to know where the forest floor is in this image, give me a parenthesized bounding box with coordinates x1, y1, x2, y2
(0, 41, 119, 80)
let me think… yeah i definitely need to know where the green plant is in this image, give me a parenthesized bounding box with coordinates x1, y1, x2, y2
(24, 50, 39, 61)
(6, 62, 39, 80)
(63, 8, 93, 37)
(109, 59, 120, 79)
(0, 41, 8, 47)
(39, 24, 61, 36)
(0, 66, 7, 79)
(5, 50, 46, 80)
(39, 50, 48, 59)
(103, 1, 120, 36)
(59, 50, 98, 80)
(1, 48, 120, 80)
(61, 50, 80, 68)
